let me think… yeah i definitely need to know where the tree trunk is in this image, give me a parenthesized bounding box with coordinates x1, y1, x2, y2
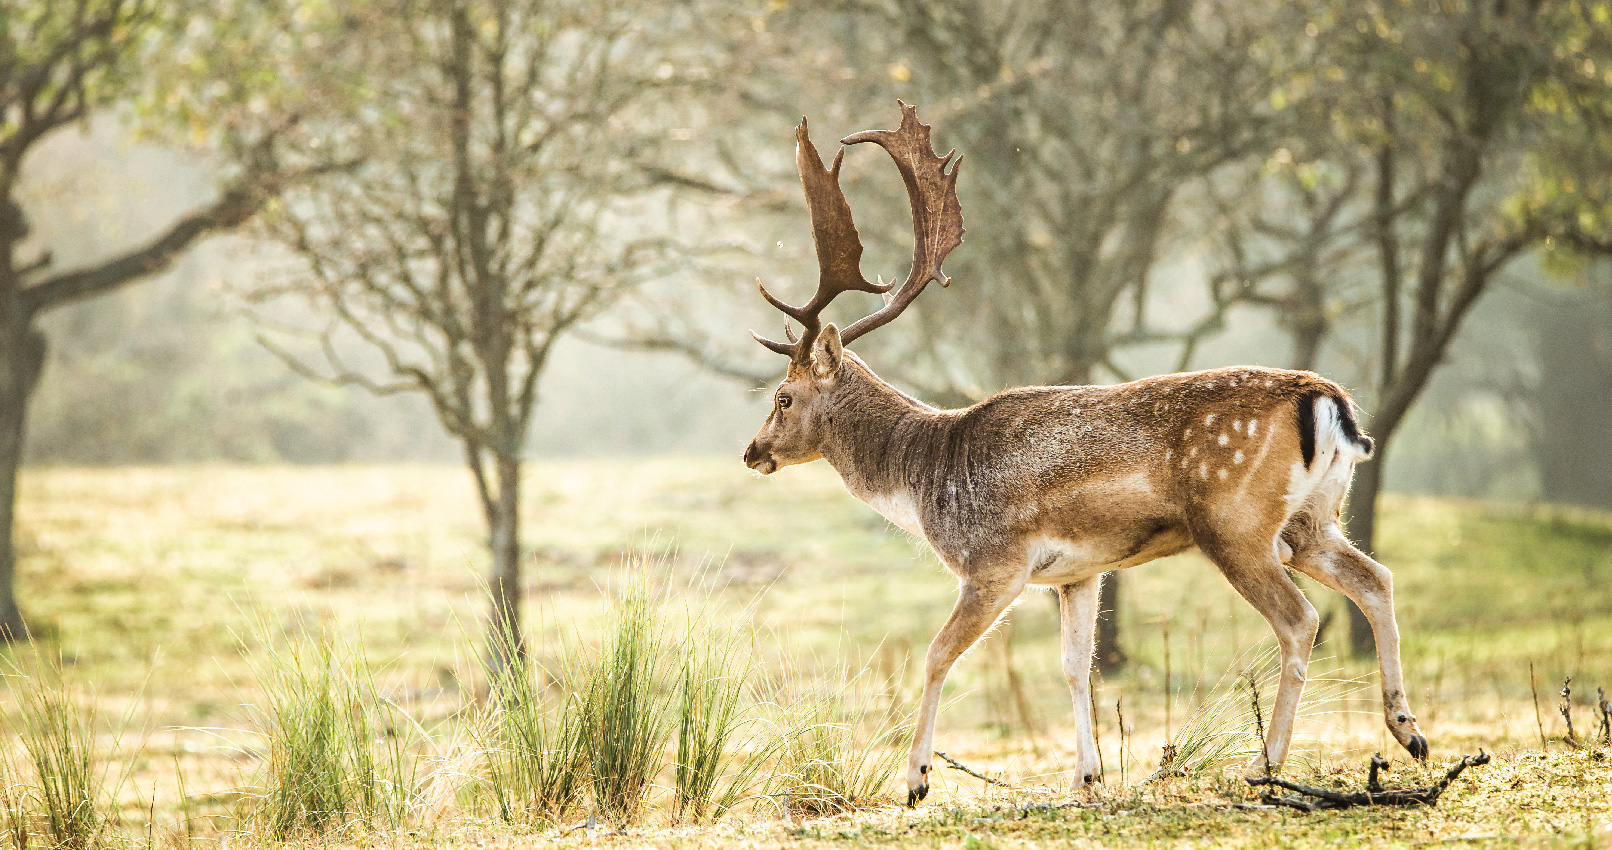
(0, 322, 43, 642)
(1094, 571, 1127, 675)
(487, 452, 525, 672)
(1343, 439, 1388, 657)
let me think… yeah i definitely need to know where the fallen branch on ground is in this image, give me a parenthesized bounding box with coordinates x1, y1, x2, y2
(935, 751, 1015, 788)
(1245, 750, 1491, 812)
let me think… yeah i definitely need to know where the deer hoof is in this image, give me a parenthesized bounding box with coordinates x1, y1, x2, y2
(1405, 734, 1428, 762)
(906, 784, 928, 807)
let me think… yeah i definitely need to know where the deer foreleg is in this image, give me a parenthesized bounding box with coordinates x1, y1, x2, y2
(906, 571, 1026, 806)
(1057, 577, 1103, 790)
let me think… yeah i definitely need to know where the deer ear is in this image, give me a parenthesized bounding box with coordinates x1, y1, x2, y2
(812, 323, 844, 378)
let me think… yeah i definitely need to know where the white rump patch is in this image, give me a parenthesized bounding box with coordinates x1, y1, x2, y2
(1283, 396, 1367, 521)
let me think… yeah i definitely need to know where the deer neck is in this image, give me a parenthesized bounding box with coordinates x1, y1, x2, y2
(817, 358, 948, 526)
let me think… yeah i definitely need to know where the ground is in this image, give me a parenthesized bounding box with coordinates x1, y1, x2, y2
(6, 459, 1612, 847)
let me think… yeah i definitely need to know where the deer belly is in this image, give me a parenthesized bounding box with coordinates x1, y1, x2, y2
(1026, 525, 1192, 586)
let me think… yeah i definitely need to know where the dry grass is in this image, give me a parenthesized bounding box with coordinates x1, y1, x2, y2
(3, 459, 1610, 847)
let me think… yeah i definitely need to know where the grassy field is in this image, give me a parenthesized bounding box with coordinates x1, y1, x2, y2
(5, 458, 1611, 848)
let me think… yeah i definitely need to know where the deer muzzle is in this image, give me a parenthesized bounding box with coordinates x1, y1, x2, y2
(743, 440, 776, 474)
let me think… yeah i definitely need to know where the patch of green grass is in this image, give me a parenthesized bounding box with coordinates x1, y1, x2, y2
(4, 461, 1611, 847)
(240, 626, 419, 839)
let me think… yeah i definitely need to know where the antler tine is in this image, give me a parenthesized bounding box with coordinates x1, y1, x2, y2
(838, 101, 964, 346)
(751, 117, 892, 363)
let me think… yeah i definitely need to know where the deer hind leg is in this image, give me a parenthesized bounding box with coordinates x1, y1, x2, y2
(905, 570, 1027, 807)
(1287, 522, 1428, 761)
(1196, 527, 1320, 773)
(1057, 576, 1103, 791)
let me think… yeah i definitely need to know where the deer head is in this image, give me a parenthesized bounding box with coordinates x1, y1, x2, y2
(743, 102, 964, 475)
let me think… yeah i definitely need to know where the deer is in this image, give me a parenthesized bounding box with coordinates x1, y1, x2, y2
(741, 102, 1428, 806)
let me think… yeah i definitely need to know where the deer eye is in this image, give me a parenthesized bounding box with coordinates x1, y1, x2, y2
(777, 394, 792, 410)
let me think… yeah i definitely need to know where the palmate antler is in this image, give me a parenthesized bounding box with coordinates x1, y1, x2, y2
(752, 101, 964, 363)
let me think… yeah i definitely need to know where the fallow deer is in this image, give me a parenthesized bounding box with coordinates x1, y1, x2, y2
(742, 102, 1428, 806)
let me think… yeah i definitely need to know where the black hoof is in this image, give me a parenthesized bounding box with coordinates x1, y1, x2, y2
(906, 784, 929, 807)
(1406, 734, 1428, 762)
(1082, 773, 1096, 785)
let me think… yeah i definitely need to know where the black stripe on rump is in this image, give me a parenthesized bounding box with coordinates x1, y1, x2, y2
(1296, 390, 1320, 469)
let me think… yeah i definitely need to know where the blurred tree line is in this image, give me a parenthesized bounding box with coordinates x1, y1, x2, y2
(5, 0, 1612, 657)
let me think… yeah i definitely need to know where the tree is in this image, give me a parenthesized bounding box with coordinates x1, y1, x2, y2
(251, 0, 730, 668)
(0, 0, 308, 640)
(1212, 0, 1612, 653)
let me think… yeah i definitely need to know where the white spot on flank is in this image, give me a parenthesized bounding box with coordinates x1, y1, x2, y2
(1204, 414, 1217, 426)
(1184, 427, 1193, 439)
(1189, 446, 1199, 457)
(1217, 434, 1229, 446)
(1164, 448, 1173, 461)
(1233, 450, 1245, 464)
(1218, 468, 1228, 480)
(1265, 379, 1274, 387)
(1233, 420, 1242, 432)
(1248, 419, 1259, 437)
(1198, 462, 1208, 479)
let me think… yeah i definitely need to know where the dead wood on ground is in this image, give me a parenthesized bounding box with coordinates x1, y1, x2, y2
(1245, 750, 1491, 813)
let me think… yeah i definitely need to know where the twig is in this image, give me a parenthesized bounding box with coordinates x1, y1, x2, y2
(1559, 677, 1580, 749)
(1598, 686, 1611, 746)
(1249, 669, 1271, 777)
(1529, 662, 1547, 749)
(1146, 744, 1185, 782)
(1246, 750, 1491, 811)
(1089, 675, 1105, 782)
(1366, 752, 1389, 794)
(935, 751, 1015, 788)
(1116, 695, 1129, 786)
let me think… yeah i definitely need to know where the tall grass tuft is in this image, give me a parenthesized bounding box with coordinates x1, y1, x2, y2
(243, 630, 419, 839)
(0, 649, 134, 850)
(582, 578, 675, 826)
(672, 621, 755, 824)
(478, 633, 589, 826)
(767, 661, 911, 817)
(1169, 641, 1368, 775)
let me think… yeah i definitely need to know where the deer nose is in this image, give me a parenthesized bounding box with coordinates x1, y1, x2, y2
(743, 441, 760, 465)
